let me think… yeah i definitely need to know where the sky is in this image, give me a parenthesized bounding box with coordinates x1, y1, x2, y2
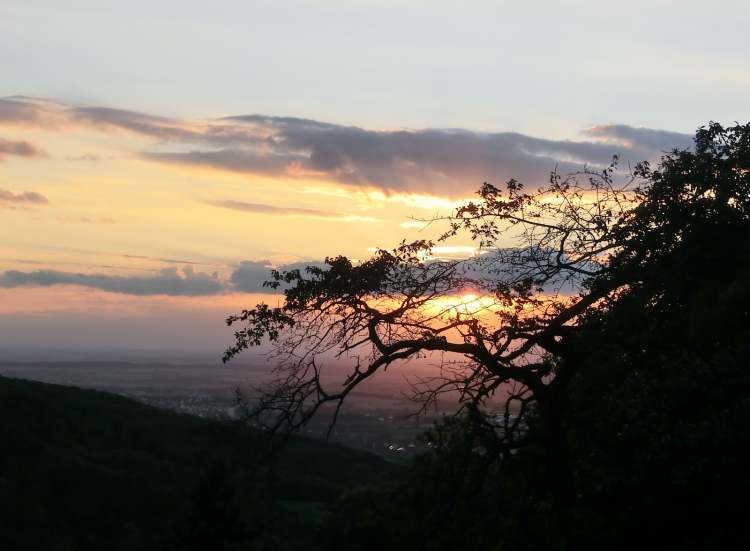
(1, 0, 748, 354)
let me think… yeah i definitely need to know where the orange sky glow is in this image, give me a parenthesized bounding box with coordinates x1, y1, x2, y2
(0, 93, 686, 351)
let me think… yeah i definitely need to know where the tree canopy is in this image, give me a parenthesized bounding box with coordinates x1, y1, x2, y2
(224, 122, 750, 548)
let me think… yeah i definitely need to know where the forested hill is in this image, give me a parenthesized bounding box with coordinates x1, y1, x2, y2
(0, 376, 397, 551)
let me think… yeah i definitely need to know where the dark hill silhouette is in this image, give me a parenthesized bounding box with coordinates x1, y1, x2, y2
(0, 376, 397, 551)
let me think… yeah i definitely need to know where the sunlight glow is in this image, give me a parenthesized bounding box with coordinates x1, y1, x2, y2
(366, 245, 483, 259)
(438, 293, 496, 316)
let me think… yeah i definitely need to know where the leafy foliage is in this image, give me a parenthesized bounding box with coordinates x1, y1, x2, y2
(226, 122, 750, 548)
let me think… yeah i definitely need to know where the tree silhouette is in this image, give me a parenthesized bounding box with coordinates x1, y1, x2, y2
(224, 122, 750, 510)
(164, 463, 252, 551)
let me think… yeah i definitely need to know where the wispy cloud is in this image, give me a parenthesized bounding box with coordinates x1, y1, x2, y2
(119, 253, 210, 266)
(69, 106, 207, 142)
(209, 199, 334, 217)
(208, 199, 374, 222)
(0, 137, 46, 161)
(66, 153, 102, 162)
(581, 125, 693, 151)
(0, 187, 49, 205)
(56, 215, 115, 224)
(0, 96, 66, 127)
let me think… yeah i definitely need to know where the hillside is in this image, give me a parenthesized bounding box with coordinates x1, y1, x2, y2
(0, 376, 398, 551)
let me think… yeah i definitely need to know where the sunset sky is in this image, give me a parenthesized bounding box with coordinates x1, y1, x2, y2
(1, 0, 747, 353)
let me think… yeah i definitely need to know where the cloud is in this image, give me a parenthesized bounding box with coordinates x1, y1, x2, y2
(0, 97, 63, 126)
(66, 153, 101, 162)
(0, 259, 325, 296)
(56, 215, 115, 224)
(67, 105, 266, 145)
(0, 96, 696, 195)
(228, 260, 274, 292)
(142, 117, 696, 195)
(0, 253, 584, 298)
(119, 253, 214, 266)
(69, 106, 205, 142)
(0, 188, 49, 205)
(146, 149, 303, 175)
(582, 125, 693, 152)
(0, 137, 46, 160)
(208, 199, 374, 222)
(145, 125, 622, 195)
(0, 266, 223, 296)
(229, 260, 326, 293)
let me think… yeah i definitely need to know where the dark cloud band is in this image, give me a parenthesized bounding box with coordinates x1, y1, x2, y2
(0, 267, 223, 296)
(0, 261, 319, 296)
(0, 96, 694, 196)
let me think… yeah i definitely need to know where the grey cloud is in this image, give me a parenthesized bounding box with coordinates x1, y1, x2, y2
(0, 266, 223, 296)
(228, 260, 274, 292)
(0, 259, 324, 296)
(0, 96, 696, 195)
(0, 97, 58, 125)
(224, 114, 340, 130)
(69, 107, 204, 142)
(0, 254, 582, 297)
(145, 149, 303, 175)
(0, 137, 46, 160)
(209, 199, 345, 218)
(0, 97, 198, 140)
(143, 121, 689, 195)
(68, 107, 267, 146)
(0, 188, 49, 204)
(582, 125, 693, 152)
(229, 260, 327, 293)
